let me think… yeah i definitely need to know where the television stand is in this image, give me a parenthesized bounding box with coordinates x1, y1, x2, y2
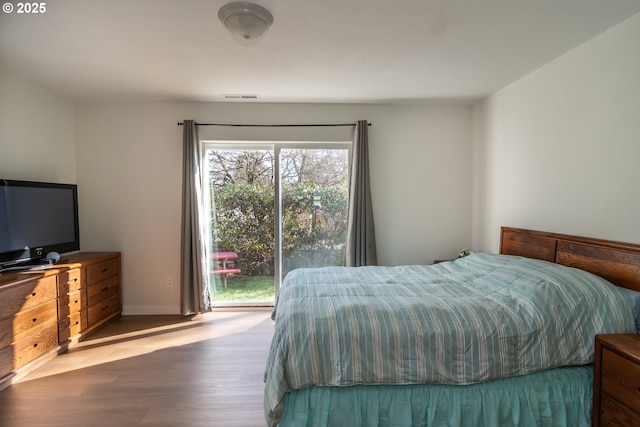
(0, 252, 122, 391)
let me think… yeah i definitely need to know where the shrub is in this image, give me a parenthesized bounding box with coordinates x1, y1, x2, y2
(212, 182, 347, 276)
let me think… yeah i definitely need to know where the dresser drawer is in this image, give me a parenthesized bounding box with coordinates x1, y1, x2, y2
(57, 268, 84, 296)
(87, 294, 120, 326)
(602, 348, 640, 413)
(12, 321, 58, 370)
(59, 309, 88, 342)
(0, 321, 58, 377)
(86, 258, 119, 285)
(0, 317, 11, 350)
(87, 276, 120, 306)
(0, 343, 15, 379)
(0, 276, 57, 321)
(0, 300, 58, 348)
(58, 289, 87, 319)
(601, 393, 640, 426)
(68, 310, 87, 338)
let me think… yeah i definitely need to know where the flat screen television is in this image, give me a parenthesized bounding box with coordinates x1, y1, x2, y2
(0, 179, 80, 271)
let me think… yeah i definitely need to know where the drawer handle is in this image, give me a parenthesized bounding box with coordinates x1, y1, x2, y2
(74, 299, 79, 304)
(101, 305, 109, 311)
(33, 343, 38, 348)
(100, 268, 108, 273)
(32, 317, 37, 323)
(68, 278, 78, 284)
(30, 292, 37, 297)
(102, 287, 109, 292)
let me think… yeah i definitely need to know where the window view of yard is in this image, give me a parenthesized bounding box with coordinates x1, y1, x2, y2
(205, 145, 350, 304)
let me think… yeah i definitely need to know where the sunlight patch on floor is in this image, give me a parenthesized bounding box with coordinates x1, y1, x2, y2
(18, 311, 273, 382)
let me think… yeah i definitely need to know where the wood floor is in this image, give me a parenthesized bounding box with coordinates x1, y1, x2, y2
(0, 311, 274, 427)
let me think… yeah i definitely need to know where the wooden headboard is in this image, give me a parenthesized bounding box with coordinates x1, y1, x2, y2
(500, 227, 640, 292)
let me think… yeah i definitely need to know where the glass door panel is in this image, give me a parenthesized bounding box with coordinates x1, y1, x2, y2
(280, 148, 350, 281)
(205, 148, 275, 304)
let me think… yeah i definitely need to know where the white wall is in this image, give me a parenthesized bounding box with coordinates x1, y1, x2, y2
(0, 68, 76, 183)
(473, 13, 640, 252)
(75, 102, 472, 314)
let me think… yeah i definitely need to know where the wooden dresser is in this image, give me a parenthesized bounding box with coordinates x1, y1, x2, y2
(593, 334, 640, 426)
(0, 252, 121, 389)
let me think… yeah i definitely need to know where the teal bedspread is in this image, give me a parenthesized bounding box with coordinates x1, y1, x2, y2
(264, 253, 635, 425)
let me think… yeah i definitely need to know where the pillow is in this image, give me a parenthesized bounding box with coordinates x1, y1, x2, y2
(620, 287, 640, 332)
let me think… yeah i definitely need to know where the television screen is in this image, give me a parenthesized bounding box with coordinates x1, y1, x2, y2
(0, 179, 80, 269)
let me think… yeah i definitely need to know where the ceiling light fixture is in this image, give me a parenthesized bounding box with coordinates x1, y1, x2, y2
(218, 2, 273, 41)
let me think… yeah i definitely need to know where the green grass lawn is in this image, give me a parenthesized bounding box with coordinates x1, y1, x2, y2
(211, 275, 275, 301)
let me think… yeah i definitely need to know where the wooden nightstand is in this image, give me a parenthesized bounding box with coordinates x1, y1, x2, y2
(593, 334, 640, 426)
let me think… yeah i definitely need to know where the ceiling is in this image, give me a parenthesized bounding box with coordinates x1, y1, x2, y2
(1, 0, 639, 104)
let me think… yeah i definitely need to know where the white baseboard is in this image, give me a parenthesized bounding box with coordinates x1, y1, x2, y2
(123, 303, 274, 315)
(122, 305, 181, 315)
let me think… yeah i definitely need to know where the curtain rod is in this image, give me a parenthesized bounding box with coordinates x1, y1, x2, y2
(177, 122, 371, 127)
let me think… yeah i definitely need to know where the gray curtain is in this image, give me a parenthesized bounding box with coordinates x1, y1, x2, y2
(346, 120, 377, 267)
(180, 120, 212, 315)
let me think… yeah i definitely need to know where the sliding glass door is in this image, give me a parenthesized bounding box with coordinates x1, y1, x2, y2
(204, 142, 350, 305)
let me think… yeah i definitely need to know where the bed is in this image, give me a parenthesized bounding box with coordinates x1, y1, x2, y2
(264, 227, 640, 426)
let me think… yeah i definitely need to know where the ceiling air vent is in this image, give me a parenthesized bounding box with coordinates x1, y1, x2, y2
(223, 94, 260, 100)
